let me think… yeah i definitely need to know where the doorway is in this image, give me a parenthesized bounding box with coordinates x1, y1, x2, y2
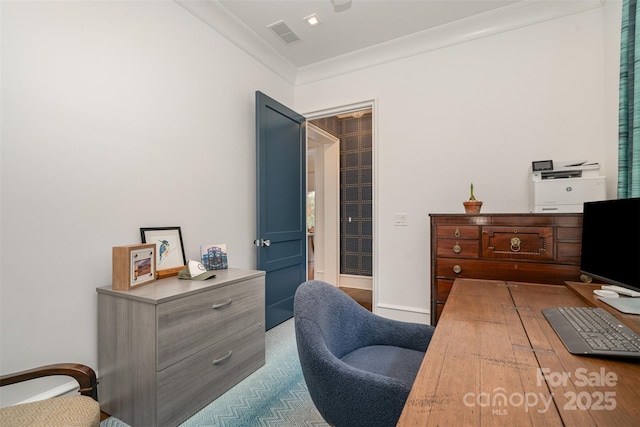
(305, 102, 375, 311)
(306, 123, 339, 285)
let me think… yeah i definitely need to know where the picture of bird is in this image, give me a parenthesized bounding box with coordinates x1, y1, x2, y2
(158, 239, 172, 265)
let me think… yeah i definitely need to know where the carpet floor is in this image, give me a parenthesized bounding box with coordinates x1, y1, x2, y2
(100, 318, 328, 427)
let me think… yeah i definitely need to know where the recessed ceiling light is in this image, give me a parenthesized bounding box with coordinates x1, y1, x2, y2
(304, 14, 322, 26)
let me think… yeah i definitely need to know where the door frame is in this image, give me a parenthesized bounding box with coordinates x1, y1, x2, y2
(304, 99, 378, 311)
(307, 123, 340, 286)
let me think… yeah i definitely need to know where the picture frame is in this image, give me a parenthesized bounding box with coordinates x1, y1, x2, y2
(200, 243, 228, 270)
(140, 226, 187, 279)
(112, 244, 156, 290)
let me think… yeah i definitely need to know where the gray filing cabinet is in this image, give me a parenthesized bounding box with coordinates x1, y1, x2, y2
(97, 268, 265, 426)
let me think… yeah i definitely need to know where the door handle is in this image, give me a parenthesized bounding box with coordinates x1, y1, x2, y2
(253, 239, 271, 247)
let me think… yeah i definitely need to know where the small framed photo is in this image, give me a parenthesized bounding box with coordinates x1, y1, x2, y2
(140, 226, 187, 278)
(112, 244, 156, 290)
(200, 244, 228, 270)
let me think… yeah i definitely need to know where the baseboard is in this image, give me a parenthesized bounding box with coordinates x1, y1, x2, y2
(339, 274, 372, 290)
(17, 380, 79, 405)
(376, 303, 431, 325)
(14, 369, 101, 406)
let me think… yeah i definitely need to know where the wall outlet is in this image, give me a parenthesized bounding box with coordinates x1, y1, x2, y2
(394, 213, 407, 226)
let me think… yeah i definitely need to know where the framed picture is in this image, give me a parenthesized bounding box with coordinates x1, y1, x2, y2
(112, 244, 156, 290)
(200, 244, 228, 270)
(140, 226, 187, 278)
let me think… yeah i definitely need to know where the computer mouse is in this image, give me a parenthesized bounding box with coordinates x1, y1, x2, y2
(593, 289, 619, 298)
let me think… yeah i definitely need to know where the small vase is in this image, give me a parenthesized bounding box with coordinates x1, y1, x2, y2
(463, 200, 483, 214)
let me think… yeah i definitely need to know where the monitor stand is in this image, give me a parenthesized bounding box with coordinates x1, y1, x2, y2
(597, 297, 640, 315)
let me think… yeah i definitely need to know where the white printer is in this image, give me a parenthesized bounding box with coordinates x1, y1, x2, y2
(528, 160, 606, 213)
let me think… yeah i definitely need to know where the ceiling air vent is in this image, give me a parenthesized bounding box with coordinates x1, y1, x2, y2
(267, 20, 301, 45)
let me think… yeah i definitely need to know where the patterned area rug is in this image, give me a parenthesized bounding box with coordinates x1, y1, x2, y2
(100, 318, 328, 427)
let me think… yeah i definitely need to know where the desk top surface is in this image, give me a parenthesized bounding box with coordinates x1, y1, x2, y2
(397, 279, 640, 427)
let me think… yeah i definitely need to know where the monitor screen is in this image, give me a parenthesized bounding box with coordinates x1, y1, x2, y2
(580, 197, 640, 293)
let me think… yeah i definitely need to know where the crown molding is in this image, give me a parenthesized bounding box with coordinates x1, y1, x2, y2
(296, 0, 604, 85)
(176, 1, 604, 87)
(175, 0, 298, 84)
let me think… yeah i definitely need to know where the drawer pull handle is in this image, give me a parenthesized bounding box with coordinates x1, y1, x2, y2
(510, 237, 521, 252)
(453, 265, 462, 274)
(452, 243, 461, 254)
(212, 299, 233, 309)
(211, 350, 233, 365)
(454, 227, 461, 238)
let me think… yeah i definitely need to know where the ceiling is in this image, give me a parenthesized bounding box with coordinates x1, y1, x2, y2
(216, 0, 520, 68)
(177, 0, 604, 84)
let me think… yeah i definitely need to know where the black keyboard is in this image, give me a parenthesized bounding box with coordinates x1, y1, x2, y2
(542, 306, 640, 358)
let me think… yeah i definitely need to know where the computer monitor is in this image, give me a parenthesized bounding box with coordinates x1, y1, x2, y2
(580, 197, 640, 314)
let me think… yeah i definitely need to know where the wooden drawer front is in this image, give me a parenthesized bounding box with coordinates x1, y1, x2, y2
(157, 323, 265, 427)
(435, 303, 445, 324)
(157, 277, 265, 370)
(436, 259, 581, 284)
(557, 227, 582, 242)
(436, 239, 479, 258)
(481, 226, 554, 261)
(436, 225, 479, 239)
(557, 242, 581, 264)
(436, 279, 454, 303)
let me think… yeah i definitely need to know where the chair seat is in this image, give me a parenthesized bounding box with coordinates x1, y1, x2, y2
(0, 395, 100, 427)
(340, 345, 425, 385)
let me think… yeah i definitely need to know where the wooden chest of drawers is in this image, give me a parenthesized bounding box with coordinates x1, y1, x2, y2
(97, 269, 265, 426)
(430, 213, 583, 325)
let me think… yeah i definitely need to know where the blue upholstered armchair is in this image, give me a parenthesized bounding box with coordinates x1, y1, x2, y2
(294, 280, 435, 427)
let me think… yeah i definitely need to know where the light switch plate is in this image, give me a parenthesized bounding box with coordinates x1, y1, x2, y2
(394, 213, 407, 226)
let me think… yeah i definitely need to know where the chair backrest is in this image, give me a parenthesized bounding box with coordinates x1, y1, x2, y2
(294, 280, 415, 426)
(0, 363, 100, 427)
(295, 280, 372, 358)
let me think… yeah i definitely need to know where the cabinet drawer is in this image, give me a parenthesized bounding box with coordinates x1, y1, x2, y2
(436, 239, 479, 258)
(436, 225, 479, 239)
(557, 242, 581, 264)
(157, 323, 265, 427)
(435, 303, 445, 324)
(436, 258, 581, 284)
(157, 277, 264, 370)
(435, 279, 454, 303)
(557, 227, 582, 241)
(481, 226, 554, 261)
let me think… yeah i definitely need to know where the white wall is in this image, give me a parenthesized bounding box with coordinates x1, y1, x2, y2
(295, 6, 620, 322)
(0, 0, 293, 406)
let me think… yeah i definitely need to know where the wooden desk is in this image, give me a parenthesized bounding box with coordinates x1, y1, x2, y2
(398, 279, 640, 426)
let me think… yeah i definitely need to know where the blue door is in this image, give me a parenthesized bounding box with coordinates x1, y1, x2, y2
(255, 91, 307, 330)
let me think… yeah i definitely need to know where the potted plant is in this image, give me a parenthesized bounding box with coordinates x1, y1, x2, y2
(463, 183, 483, 214)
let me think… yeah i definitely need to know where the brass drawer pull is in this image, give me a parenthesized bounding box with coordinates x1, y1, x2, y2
(453, 243, 461, 254)
(580, 274, 593, 283)
(212, 299, 233, 309)
(454, 227, 461, 238)
(453, 265, 462, 274)
(211, 350, 233, 365)
(510, 237, 521, 252)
